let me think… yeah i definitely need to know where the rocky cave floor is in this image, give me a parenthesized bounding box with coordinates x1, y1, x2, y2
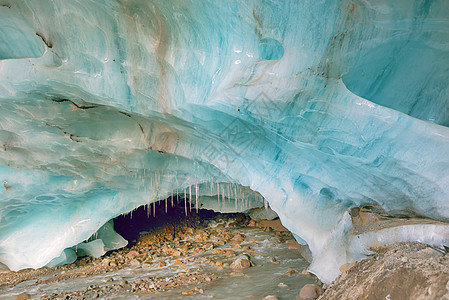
(1, 208, 449, 300)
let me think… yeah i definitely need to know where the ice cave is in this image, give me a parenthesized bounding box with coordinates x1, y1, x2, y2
(1, 0, 449, 288)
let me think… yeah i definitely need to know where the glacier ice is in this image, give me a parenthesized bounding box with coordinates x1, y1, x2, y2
(1, 0, 449, 283)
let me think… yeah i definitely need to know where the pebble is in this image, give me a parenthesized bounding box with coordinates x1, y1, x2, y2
(278, 282, 288, 288)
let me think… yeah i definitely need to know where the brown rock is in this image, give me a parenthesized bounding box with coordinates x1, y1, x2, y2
(232, 233, 245, 243)
(297, 284, 322, 299)
(14, 293, 30, 300)
(181, 289, 195, 295)
(174, 260, 184, 266)
(339, 261, 357, 280)
(126, 250, 140, 257)
(248, 220, 256, 227)
(230, 258, 251, 270)
(285, 269, 299, 276)
(287, 241, 301, 251)
(158, 261, 166, 267)
(226, 250, 236, 257)
(212, 248, 225, 255)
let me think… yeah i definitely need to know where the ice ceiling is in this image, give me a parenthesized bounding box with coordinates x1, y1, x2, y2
(1, 0, 449, 283)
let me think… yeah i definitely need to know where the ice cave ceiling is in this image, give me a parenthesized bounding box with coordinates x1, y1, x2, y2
(1, 0, 449, 283)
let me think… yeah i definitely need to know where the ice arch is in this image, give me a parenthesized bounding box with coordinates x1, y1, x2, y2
(1, 0, 449, 283)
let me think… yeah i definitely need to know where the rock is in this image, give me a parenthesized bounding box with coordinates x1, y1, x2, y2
(227, 222, 238, 227)
(287, 241, 301, 250)
(285, 269, 299, 276)
(276, 237, 285, 243)
(14, 293, 31, 300)
(248, 220, 256, 227)
(297, 284, 322, 299)
(120, 280, 128, 286)
(263, 296, 279, 300)
(212, 248, 225, 255)
(230, 258, 251, 270)
(339, 261, 357, 280)
(181, 289, 195, 295)
(126, 250, 139, 257)
(232, 233, 245, 243)
(174, 260, 184, 266)
(278, 282, 288, 288)
(130, 259, 140, 266)
(226, 250, 236, 257)
(158, 261, 166, 267)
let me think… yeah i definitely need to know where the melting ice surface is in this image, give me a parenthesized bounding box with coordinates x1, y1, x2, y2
(1, 0, 449, 284)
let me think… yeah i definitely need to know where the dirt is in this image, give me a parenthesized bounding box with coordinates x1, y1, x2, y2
(319, 242, 449, 300)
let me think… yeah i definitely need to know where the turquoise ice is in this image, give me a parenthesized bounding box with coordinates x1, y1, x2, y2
(1, 0, 449, 283)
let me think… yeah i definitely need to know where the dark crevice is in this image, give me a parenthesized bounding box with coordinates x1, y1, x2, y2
(51, 98, 99, 110)
(35, 32, 52, 48)
(118, 111, 145, 135)
(45, 122, 82, 143)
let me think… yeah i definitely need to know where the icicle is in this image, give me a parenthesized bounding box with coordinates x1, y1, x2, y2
(153, 200, 156, 216)
(189, 185, 192, 213)
(195, 183, 199, 213)
(184, 188, 188, 216)
(217, 183, 220, 209)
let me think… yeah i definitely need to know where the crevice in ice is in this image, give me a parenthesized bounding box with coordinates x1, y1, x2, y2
(35, 32, 52, 49)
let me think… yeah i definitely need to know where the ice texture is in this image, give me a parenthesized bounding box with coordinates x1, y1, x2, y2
(1, 0, 449, 283)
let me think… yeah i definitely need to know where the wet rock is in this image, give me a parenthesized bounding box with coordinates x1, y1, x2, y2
(267, 256, 280, 264)
(287, 241, 301, 250)
(120, 280, 128, 286)
(158, 261, 166, 267)
(263, 296, 279, 300)
(232, 233, 245, 243)
(14, 293, 31, 300)
(174, 260, 184, 266)
(278, 282, 288, 288)
(230, 258, 251, 270)
(285, 269, 299, 276)
(248, 220, 256, 227)
(297, 284, 322, 299)
(212, 248, 225, 255)
(226, 250, 236, 257)
(181, 289, 195, 295)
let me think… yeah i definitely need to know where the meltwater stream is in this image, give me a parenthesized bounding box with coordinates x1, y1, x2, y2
(0, 216, 315, 300)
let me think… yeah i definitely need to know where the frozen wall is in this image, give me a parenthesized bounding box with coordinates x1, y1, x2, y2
(1, 0, 449, 283)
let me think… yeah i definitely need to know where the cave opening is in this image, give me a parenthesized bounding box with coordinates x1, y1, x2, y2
(113, 196, 251, 247)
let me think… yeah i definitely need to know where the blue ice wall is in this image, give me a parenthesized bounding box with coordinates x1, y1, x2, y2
(1, 0, 449, 283)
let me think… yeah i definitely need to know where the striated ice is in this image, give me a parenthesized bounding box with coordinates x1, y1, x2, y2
(1, 0, 449, 283)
